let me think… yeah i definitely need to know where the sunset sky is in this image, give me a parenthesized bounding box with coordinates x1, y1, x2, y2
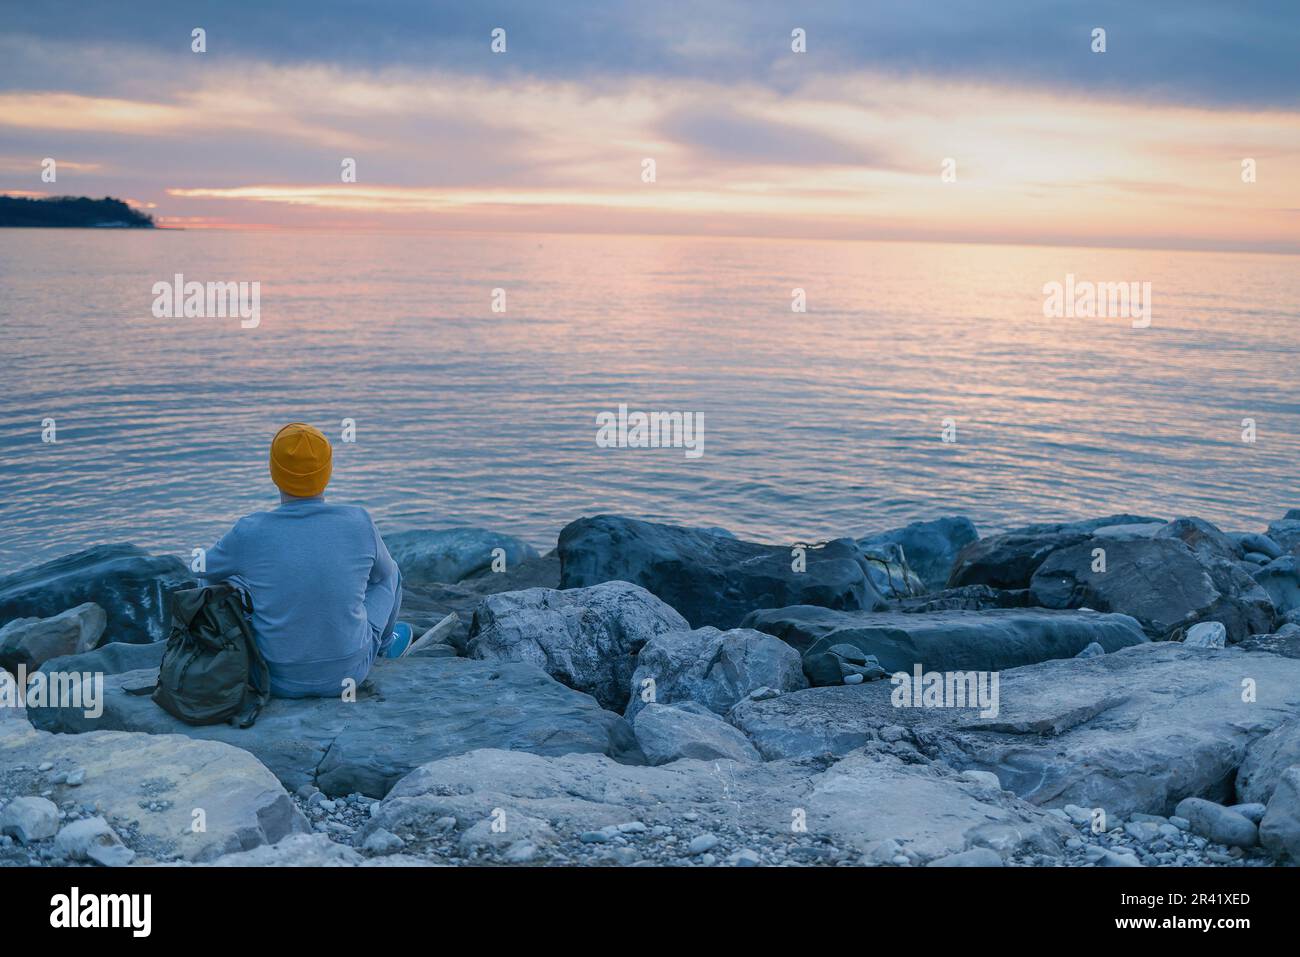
(1, 1, 1297, 250)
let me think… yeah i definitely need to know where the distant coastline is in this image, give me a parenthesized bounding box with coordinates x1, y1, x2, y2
(0, 195, 154, 228)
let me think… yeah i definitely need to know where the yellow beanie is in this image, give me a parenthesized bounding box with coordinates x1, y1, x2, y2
(269, 423, 332, 497)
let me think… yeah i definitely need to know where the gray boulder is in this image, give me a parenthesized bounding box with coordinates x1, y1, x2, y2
(1237, 719, 1300, 805)
(0, 544, 192, 645)
(1234, 532, 1283, 560)
(1229, 802, 1266, 823)
(729, 642, 1300, 818)
(1253, 556, 1300, 615)
(1259, 767, 1300, 861)
(1266, 518, 1300, 553)
(947, 532, 1089, 589)
(0, 721, 307, 860)
(1173, 797, 1257, 848)
(27, 655, 639, 798)
(0, 602, 105, 672)
(466, 581, 688, 711)
(558, 515, 888, 629)
(1029, 537, 1273, 641)
(633, 702, 760, 764)
(383, 527, 540, 585)
(946, 515, 1166, 590)
(627, 626, 807, 722)
(742, 606, 1147, 681)
(858, 517, 979, 591)
(1156, 517, 1241, 562)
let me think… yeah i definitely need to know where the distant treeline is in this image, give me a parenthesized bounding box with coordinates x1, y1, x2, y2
(0, 195, 155, 228)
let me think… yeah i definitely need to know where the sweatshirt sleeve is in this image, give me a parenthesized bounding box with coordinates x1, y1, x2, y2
(369, 515, 400, 589)
(200, 520, 244, 587)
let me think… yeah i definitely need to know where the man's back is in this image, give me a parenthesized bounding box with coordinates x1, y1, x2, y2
(201, 496, 401, 697)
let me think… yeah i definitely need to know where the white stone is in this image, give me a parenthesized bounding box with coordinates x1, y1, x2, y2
(1184, 621, 1227, 649)
(54, 816, 134, 866)
(0, 796, 59, 843)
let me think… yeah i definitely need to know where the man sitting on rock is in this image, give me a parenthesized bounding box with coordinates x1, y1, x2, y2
(199, 422, 411, 697)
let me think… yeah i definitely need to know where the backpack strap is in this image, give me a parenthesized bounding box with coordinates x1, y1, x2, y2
(227, 584, 271, 729)
(233, 639, 271, 728)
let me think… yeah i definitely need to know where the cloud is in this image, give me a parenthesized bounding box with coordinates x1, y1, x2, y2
(3, 1, 1297, 108)
(658, 104, 897, 168)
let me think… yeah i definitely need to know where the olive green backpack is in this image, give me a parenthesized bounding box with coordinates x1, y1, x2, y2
(153, 583, 269, 727)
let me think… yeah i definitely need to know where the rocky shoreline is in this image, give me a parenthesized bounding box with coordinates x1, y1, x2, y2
(4, 510, 1300, 867)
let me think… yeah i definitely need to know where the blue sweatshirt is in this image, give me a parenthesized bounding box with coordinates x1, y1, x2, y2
(200, 496, 401, 697)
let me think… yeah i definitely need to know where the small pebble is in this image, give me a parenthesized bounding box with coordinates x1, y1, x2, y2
(688, 833, 718, 855)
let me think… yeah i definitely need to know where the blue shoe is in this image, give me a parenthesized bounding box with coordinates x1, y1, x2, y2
(386, 622, 414, 658)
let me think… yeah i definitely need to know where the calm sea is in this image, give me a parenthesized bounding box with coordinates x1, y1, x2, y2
(1, 229, 1297, 573)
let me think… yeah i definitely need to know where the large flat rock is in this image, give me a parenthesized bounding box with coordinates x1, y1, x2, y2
(729, 643, 1300, 818)
(365, 747, 1069, 864)
(558, 515, 888, 629)
(27, 655, 638, 798)
(741, 605, 1148, 673)
(0, 720, 307, 861)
